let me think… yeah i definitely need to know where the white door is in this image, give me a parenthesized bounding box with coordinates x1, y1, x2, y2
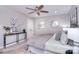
(27, 19, 34, 39)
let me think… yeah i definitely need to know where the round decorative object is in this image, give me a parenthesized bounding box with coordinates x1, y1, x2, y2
(51, 21, 59, 27)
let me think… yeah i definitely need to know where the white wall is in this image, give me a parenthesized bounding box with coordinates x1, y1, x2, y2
(34, 15, 70, 35)
(0, 6, 28, 32)
(26, 18, 35, 39)
(0, 6, 34, 48)
(0, 6, 35, 40)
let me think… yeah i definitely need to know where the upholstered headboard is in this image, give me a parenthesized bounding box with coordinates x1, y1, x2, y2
(63, 28, 79, 42)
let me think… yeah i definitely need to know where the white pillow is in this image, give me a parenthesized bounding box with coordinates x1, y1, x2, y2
(60, 32, 67, 45)
(74, 42, 79, 46)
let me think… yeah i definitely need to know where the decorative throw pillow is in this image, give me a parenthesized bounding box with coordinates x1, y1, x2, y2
(60, 32, 67, 45)
(64, 31, 68, 34)
(74, 42, 79, 47)
(55, 31, 62, 41)
(67, 39, 74, 46)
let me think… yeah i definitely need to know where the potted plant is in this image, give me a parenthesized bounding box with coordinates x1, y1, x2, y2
(3, 26, 11, 33)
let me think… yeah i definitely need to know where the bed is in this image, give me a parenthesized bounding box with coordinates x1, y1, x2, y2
(26, 33, 73, 54)
(26, 28, 79, 54)
(26, 26, 63, 54)
(44, 28, 79, 54)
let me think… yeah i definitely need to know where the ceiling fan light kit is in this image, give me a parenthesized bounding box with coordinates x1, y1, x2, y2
(26, 5, 49, 16)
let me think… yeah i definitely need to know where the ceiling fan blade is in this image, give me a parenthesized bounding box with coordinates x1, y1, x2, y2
(40, 10, 49, 13)
(37, 12, 40, 16)
(28, 11, 35, 14)
(26, 7, 35, 10)
(38, 5, 44, 10)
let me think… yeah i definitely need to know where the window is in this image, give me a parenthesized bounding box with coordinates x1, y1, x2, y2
(39, 21, 45, 28)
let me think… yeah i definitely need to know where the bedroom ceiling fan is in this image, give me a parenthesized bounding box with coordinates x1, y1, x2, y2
(25, 5, 49, 16)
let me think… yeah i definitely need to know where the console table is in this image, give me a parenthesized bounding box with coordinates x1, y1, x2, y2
(3, 32, 27, 48)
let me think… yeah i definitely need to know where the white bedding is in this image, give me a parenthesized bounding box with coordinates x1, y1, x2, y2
(44, 34, 73, 54)
(27, 34, 53, 53)
(27, 28, 79, 54)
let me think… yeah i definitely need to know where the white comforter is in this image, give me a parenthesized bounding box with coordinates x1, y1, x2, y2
(44, 34, 74, 54)
(27, 34, 53, 53)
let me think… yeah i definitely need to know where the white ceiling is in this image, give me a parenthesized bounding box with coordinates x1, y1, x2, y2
(6, 5, 72, 17)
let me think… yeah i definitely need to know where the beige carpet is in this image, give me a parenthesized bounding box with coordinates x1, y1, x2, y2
(1, 40, 27, 54)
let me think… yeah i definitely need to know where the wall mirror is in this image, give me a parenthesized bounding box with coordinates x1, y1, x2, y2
(51, 21, 59, 28)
